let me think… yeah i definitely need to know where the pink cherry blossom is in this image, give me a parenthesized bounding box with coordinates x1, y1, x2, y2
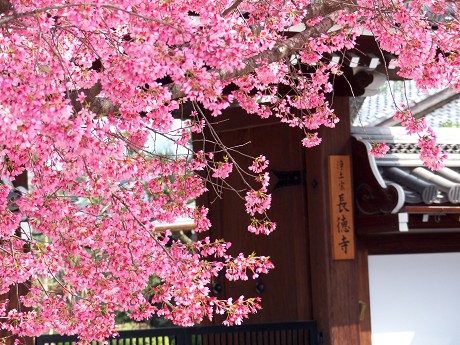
(248, 156, 269, 173)
(245, 189, 272, 216)
(0, 0, 458, 341)
(302, 132, 322, 148)
(370, 142, 390, 158)
(212, 162, 233, 179)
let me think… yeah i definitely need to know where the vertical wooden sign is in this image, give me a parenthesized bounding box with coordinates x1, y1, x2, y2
(328, 155, 355, 260)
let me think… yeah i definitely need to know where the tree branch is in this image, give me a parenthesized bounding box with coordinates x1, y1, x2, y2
(3, 1, 341, 115)
(69, 81, 121, 115)
(86, 14, 337, 114)
(221, 0, 244, 17)
(218, 16, 335, 81)
(0, 3, 179, 29)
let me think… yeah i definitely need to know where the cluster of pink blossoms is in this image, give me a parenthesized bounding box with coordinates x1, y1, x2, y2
(392, 108, 447, 169)
(211, 297, 262, 326)
(369, 142, 390, 158)
(368, 107, 447, 168)
(212, 162, 234, 179)
(0, 0, 459, 341)
(245, 156, 276, 235)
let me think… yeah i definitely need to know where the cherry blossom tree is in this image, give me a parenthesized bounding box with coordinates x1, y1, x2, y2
(0, 0, 459, 342)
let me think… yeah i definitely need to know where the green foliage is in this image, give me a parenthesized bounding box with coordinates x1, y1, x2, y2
(440, 120, 460, 128)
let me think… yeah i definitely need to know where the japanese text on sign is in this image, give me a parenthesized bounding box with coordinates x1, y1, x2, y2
(328, 156, 355, 260)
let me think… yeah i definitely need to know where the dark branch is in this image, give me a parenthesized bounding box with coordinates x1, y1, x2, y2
(1, 1, 343, 115)
(84, 12, 338, 115)
(221, 0, 244, 16)
(218, 16, 335, 81)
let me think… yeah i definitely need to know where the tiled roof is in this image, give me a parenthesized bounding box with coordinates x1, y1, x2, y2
(351, 80, 460, 128)
(352, 127, 460, 212)
(425, 97, 460, 127)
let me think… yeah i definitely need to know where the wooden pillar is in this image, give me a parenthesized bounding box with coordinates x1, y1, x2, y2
(305, 97, 363, 345)
(357, 242, 372, 345)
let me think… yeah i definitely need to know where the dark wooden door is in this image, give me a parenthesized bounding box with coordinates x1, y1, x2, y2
(197, 110, 312, 324)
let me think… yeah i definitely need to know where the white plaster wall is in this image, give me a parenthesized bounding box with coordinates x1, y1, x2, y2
(368, 252, 460, 345)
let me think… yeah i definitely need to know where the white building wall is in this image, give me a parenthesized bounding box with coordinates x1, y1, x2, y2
(369, 252, 460, 345)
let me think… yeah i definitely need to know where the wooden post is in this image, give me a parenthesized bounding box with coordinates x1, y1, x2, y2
(305, 97, 363, 345)
(357, 242, 372, 345)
